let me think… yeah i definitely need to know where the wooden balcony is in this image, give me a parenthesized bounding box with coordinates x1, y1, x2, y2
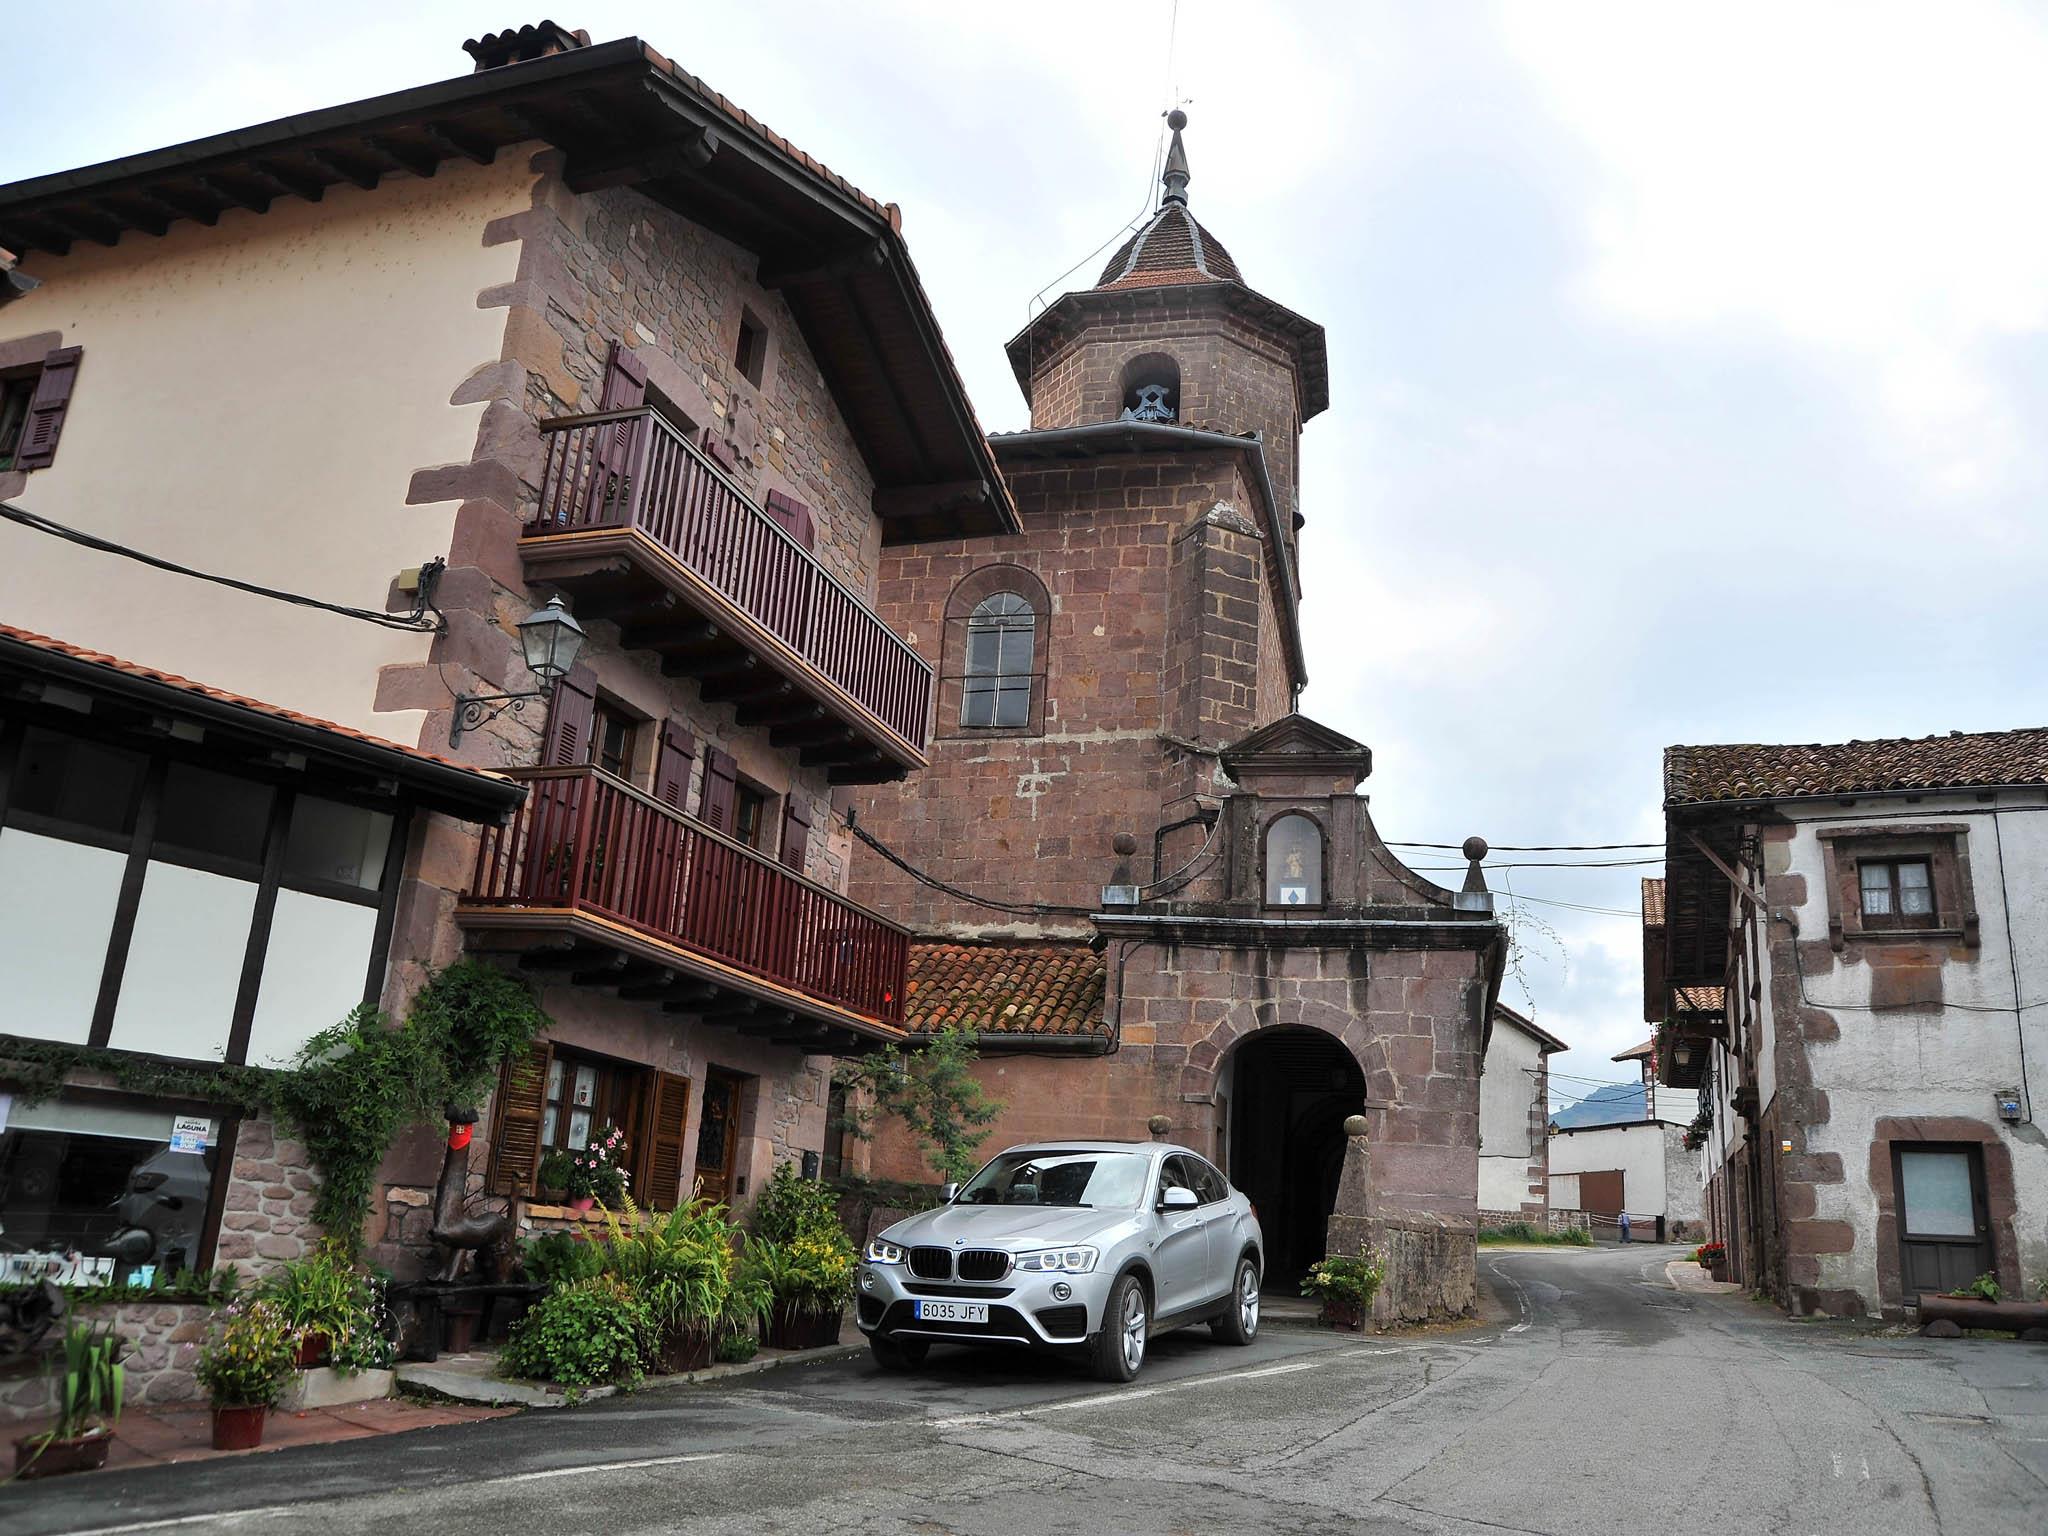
(457, 765, 909, 1050)
(520, 407, 932, 783)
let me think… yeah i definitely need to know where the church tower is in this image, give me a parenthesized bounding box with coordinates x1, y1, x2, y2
(847, 114, 1329, 937)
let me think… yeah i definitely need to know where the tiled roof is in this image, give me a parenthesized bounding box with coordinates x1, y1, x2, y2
(1612, 1039, 1656, 1062)
(1097, 205, 1243, 290)
(1672, 985, 1725, 1014)
(0, 623, 507, 785)
(1642, 877, 1666, 925)
(905, 941, 1108, 1039)
(1665, 728, 2048, 805)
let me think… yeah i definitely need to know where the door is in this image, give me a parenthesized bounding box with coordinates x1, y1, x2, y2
(1579, 1170, 1625, 1225)
(1152, 1155, 1209, 1315)
(693, 1068, 744, 1207)
(1187, 1156, 1237, 1305)
(1894, 1144, 1993, 1297)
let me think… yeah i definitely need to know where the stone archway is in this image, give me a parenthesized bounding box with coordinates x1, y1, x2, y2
(1220, 1024, 1367, 1290)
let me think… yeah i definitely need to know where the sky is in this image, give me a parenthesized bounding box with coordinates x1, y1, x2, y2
(11, 1, 2048, 1107)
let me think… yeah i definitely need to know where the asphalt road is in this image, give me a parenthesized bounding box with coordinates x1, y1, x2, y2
(8, 1244, 2044, 1535)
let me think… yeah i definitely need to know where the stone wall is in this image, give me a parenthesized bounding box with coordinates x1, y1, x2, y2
(1, 1301, 215, 1422)
(216, 1117, 324, 1273)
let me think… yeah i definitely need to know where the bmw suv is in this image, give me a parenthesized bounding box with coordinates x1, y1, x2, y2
(855, 1142, 1262, 1381)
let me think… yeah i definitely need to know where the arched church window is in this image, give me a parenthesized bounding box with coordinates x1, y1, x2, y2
(1264, 813, 1323, 906)
(962, 592, 1036, 729)
(1120, 352, 1180, 423)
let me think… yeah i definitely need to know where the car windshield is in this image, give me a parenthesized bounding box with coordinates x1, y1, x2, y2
(955, 1150, 1152, 1210)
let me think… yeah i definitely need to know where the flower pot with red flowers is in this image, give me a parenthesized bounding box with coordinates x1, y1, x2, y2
(1699, 1242, 1729, 1281)
(1301, 1252, 1385, 1332)
(12, 1322, 124, 1481)
(539, 1126, 630, 1215)
(197, 1300, 297, 1451)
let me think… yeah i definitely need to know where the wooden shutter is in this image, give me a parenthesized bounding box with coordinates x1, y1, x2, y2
(488, 1042, 553, 1195)
(16, 347, 81, 470)
(699, 746, 738, 833)
(763, 490, 816, 552)
(654, 717, 697, 811)
(701, 429, 739, 474)
(599, 340, 649, 410)
(541, 662, 598, 767)
(636, 1070, 693, 1211)
(779, 796, 811, 871)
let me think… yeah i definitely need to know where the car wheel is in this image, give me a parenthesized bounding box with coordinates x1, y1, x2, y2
(1091, 1273, 1149, 1382)
(1212, 1257, 1259, 1346)
(869, 1335, 930, 1373)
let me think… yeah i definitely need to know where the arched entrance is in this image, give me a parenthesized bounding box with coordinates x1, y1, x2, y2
(1223, 1027, 1366, 1290)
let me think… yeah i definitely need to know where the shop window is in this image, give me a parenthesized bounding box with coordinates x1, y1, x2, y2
(0, 1095, 225, 1285)
(1264, 813, 1324, 906)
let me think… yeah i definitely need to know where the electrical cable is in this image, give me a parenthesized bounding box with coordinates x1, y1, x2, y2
(1, 500, 445, 634)
(1391, 840, 1664, 852)
(846, 819, 1095, 920)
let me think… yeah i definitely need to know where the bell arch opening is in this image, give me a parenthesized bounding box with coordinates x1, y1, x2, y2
(1219, 1025, 1366, 1291)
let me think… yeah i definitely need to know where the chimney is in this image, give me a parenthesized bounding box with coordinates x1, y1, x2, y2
(462, 21, 590, 72)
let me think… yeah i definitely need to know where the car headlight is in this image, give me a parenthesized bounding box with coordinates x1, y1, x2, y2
(1014, 1245, 1099, 1274)
(863, 1239, 906, 1264)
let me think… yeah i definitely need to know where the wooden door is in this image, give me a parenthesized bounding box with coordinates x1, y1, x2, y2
(693, 1068, 744, 1207)
(1894, 1144, 1993, 1296)
(1579, 1169, 1625, 1220)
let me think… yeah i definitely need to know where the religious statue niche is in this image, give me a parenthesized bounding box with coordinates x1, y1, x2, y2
(1264, 813, 1323, 907)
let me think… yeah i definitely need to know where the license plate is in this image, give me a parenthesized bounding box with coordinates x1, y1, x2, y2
(913, 1300, 988, 1324)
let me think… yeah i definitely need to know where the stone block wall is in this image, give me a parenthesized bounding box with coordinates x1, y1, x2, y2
(216, 1116, 324, 1273)
(1, 1301, 217, 1423)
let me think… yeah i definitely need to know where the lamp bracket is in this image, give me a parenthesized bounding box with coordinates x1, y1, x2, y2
(449, 688, 547, 746)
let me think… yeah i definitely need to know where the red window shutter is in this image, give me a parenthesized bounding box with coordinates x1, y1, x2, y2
(599, 340, 649, 410)
(779, 796, 811, 871)
(542, 662, 598, 767)
(763, 490, 816, 552)
(699, 746, 738, 833)
(634, 1070, 693, 1211)
(701, 429, 739, 474)
(488, 1042, 553, 1196)
(654, 716, 696, 811)
(16, 347, 82, 470)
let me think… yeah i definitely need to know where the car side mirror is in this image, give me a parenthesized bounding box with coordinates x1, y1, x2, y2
(941, 1182, 960, 1203)
(1158, 1186, 1199, 1211)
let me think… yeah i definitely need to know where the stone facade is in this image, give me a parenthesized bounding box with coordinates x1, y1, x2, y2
(1, 1301, 216, 1420)
(215, 1118, 325, 1271)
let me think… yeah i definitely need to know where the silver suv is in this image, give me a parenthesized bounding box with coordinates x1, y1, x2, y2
(855, 1142, 1263, 1381)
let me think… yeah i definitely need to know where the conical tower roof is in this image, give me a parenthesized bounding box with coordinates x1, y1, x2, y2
(1094, 110, 1243, 290)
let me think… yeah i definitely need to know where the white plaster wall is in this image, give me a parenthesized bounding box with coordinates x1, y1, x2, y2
(1777, 793, 2048, 1298)
(1548, 1123, 1671, 1217)
(0, 156, 534, 740)
(1479, 1019, 1543, 1209)
(1662, 1122, 1703, 1224)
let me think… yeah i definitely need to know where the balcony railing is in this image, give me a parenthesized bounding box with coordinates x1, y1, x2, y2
(528, 407, 932, 759)
(463, 765, 909, 1028)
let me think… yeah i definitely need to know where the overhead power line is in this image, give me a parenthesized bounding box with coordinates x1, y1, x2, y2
(1390, 840, 1664, 852)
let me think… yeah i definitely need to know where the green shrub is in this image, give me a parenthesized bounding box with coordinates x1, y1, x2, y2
(1301, 1253, 1385, 1311)
(600, 1196, 742, 1345)
(1957, 1272, 2002, 1302)
(197, 1300, 298, 1408)
(753, 1160, 843, 1244)
(714, 1332, 758, 1364)
(1477, 1222, 1592, 1247)
(502, 1276, 652, 1389)
(523, 1230, 607, 1290)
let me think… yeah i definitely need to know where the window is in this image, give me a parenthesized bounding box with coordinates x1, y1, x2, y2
(734, 784, 770, 849)
(822, 1080, 849, 1181)
(0, 372, 33, 468)
(154, 762, 273, 871)
(8, 728, 146, 844)
(0, 1095, 226, 1285)
(1264, 813, 1324, 906)
(590, 699, 639, 780)
(1859, 858, 1936, 928)
(734, 309, 767, 388)
(281, 795, 394, 895)
(962, 592, 1035, 729)
(540, 1047, 641, 1162)
(1188, 1158, 1229, 1205)
(1119, 352, 1180, 423)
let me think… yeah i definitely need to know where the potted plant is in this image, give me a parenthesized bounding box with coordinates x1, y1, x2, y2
(255, 1243, 366, 1368)
(599, 1197, 740, 1374)
(1301, 1252, 1385, 1331)
(1700, 1241, 1729, 1281)
(538, 1124, 630, 1214)
(196, 1300, 297, 1450)
(13, 1322, 125, 1480)
(746, 1232, 855, 1349)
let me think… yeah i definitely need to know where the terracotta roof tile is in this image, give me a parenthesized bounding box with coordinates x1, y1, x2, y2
(1672, 985, 1725, 1014)
(1665, 728, 2048, 805)
(1097, 205, 1243, 290)
(1642, 877, 1666, 925)
(0, 623, 508, 785)
(905, 941, 1108, 1039)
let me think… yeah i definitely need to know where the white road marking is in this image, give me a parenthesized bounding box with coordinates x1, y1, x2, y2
(51, 1511, 296, 1536)
(932, 1358, 1326, 1428)
(488, 1452, 726, 1484)
(1487, 1259, 1533, 1332)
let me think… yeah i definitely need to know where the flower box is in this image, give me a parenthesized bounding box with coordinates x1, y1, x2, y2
(765, 1303, 843, 1351)
(13, 1427, 112, 1480)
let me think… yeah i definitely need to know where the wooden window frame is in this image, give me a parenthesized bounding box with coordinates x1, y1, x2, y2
(1857, 857, 1937, 931)
(0, 369, 36, 468)
(732, 779, 772, 852)
(590, 696, 642, 784)
(1815, 825, 1978, 950)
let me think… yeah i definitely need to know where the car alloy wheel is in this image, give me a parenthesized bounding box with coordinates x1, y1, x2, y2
(1121, 1284, 1148, 1373)
(1238, 1265, 1259, 1338)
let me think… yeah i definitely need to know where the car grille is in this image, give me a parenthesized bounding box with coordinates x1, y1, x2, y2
(957, 1249, 1010, 1282)
(904, 1282, 1011, 1299)
(908, 1246, 952, 1280)
(1034, 1304, 1087, 1339)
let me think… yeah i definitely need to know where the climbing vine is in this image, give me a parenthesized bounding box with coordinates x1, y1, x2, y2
(0, 960, 550, 1258)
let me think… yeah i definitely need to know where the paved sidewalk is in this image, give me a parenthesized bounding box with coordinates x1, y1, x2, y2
(14, 1396, 515, 1472)
(1664, 1257, 1743, 1295)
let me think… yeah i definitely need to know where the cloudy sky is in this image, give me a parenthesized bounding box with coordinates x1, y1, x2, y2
(13, 2, 2047, 1105)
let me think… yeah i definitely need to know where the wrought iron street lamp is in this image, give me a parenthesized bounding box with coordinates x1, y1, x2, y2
(449, 596, 586, 746)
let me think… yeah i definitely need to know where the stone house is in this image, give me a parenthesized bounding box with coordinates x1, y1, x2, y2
(847, 122, 1506, 1320)
(1478, 1003, 1566, 1227)
(1655, 730, 2048, 1316)
(1543, 1037, 1702, 1242)
(0, 21, 1006, 1412)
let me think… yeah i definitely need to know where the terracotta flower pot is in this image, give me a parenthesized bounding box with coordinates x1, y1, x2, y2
(441, 1307, 482, 1354)
(14, 1428, 112, 1480)
(766, 1302, 843, 1351)
(211, 1406, 268, 1451)
(656, 1326, 712, 1374)
(568, 1196, 596, 1215)
(294, 1330, 331, 1369)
